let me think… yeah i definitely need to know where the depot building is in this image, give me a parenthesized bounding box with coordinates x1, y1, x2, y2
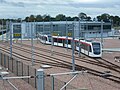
(8, 21, 111, 39)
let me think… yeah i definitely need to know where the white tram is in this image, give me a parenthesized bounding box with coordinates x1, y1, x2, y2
(38, 34, 102, 57)
(37, 33, 51, 44)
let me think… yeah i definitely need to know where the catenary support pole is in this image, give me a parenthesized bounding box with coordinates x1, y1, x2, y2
(31, 23, 34, 66)
(78, 19, 81, 57)
(10, 21, 12, 59)
(6, 21, 8, 41)
(72, 23, 75, 71)
(2, 20, 4, 41)
(21, 19, 22, 47)
(66, 20, 68, 51)
(51, 22, 53, 55)
(101, 20, 103, 47)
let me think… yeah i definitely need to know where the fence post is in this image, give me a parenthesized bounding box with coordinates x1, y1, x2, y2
(4, 54, 6, 67)
(1, 53, 3, 66)
(28, 65, 29, 83)
(37, 69, 44, 90)
(8, 56, 9, 70)
(22, 62, 23, 76)
(12, 58, 13, 72)
(16, 60, 18, 75)
(35, 69, 37, 88)
(51, 76, 54, 90)
(0, 52, 1, 65)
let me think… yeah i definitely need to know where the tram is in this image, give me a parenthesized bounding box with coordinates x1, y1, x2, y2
(38, 34, 102, 57)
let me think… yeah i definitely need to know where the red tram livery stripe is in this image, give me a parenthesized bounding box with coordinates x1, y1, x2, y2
(53, 37, 91, 46)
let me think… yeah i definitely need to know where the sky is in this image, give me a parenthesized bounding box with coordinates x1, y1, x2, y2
(0, 0, 120, 19)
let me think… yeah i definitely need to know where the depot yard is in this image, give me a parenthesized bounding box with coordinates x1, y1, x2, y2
(0, 38, 120, 90)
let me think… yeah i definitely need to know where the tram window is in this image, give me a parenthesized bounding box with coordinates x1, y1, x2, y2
(58, 39, 62, 43)
(48, 36, 51, 42)
(92, 43, 100, 54)
(89, 46, 92, 52)
(81, 43, 88, 51)
(53, 38, 57, 42)
(65, 40, 67, 44)
(68, 40, 71, 44)
(92, 43, 100, 48)
(45, 37, 47, 41)
(80, 43, 84, 49)
(65, 39, 69, 44)
(76, 42, 79, 47)
(63, 39, 65, 44)
(84, 44, 87, 50)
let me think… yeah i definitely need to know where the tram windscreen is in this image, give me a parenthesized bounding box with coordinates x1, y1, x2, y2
(92, 43, 101, 54)
(48, 36, 52, 42)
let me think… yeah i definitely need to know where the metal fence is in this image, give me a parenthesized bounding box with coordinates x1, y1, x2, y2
(0, 52, 37, 88)
(0, 52, 78, 90)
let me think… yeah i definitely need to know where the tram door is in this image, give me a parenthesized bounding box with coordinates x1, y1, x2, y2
(87, 45, 89, 56)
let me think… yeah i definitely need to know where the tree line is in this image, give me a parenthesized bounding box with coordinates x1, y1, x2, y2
(0, 13, 120, 27)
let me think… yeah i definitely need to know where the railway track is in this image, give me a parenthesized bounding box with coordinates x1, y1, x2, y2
(14, 43, 120, 72)
(0, 42, 120, 84)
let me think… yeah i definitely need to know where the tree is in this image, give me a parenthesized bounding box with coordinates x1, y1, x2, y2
(66, 16, 72, 21)
(86, 16, 91, 21)
(42, 14, 51, 21)
(78, 12, 87, 20)
(97, 13, 110, 22)
(113, 16, 120, 26)
(36, 15, 43, 22)
(17, 18, 22, 22)
(24, 17, 29, 22)
(71, 16, 79, 21)
(29, 15, 35, 22)
(55, 14, 66, 21)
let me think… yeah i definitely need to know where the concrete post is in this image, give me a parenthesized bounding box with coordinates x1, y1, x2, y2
(51, 76, 54, 90)
(37, 69, 44, 90)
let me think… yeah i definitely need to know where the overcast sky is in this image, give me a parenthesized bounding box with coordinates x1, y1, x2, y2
(0, 0, 120, 19)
